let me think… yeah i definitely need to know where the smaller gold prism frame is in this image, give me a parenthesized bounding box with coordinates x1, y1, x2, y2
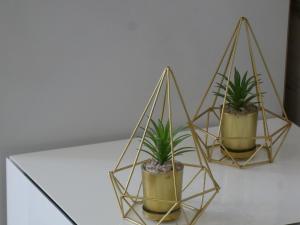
(192, 17, 292, 169)
(109, 67, 219, 225)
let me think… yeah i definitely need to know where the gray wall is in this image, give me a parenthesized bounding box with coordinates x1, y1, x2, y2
(0, 0, 289, 224)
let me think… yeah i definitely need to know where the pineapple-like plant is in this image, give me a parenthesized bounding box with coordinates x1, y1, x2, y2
(214, 68, 262, 111)
(139, 119, 194, 165)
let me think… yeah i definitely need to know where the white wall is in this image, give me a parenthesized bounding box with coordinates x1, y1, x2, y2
(0, 0, 289, 224)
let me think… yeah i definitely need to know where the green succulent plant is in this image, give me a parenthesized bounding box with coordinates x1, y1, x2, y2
(214, 68, 262, 111)
(139, 119, 194, 165)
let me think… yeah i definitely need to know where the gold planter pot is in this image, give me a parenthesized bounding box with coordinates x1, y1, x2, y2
(221, 108, 258, 159)
(142, 163, 183, 222)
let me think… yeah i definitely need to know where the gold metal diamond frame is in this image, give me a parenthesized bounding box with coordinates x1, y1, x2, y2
(192, 17, 292, 169)
(109, 67, 219, 225)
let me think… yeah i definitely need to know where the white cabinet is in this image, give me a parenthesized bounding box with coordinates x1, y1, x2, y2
(5, 119, 300, 225)
(6, 159, 73, 225)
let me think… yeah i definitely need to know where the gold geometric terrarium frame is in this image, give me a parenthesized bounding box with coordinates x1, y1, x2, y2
(192, 17, 292, 169)
(109, 67, 219, 225)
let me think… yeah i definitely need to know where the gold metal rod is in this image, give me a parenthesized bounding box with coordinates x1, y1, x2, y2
(182, 188, 216, 202)
(211, 109, 220, 120)
(268, 135, 273, 160)
(120, 197, 125, 218)
(242, 144, 265, 166)
(192, 131, 220, 190)
(123, 198, 147, 225)
(190, 191, 218, 225)
(114, 177, 144, 210)
(124, 206, 131, 218)
(170, 67, 214, 182)
(241, 160, 270, 168)
(166, 69, 178, 202)
(200, 170, 207, 209)
(246, 19, 289, 119)
(157, 203, 178, 225)
(245, 20, 270, 144)
(181, 162, 203, 168)
(169, 68, 192, 121)
(125, 217, 143, 225)
(219, 143, 241, 168)
(211, 18, 243, 109)
(217, 155, 227, 162)
(113, 160, 147, 173)
(115, 176, 145, 207)
(123, 194, 141, 218)
(125, 70, 166, 193)
(210, 159, 239, 168)
(169, 64, 208, 165)
(190, 124, 204, 167)
(111, 177, 127, 203)
(109, 172, 125, 217)
(135, 181, 143, 203)
(211, 106, 221, 110)
(263, 108, 290, 122)
(218, 145, 233, 161)
(181, 208, 190, 223)
(193, 126, 218, 138)
(182, 203, 199, 211)
(217, 18, 243, 137)
(114, 72, 165, 171)
(113, 175, 126, 193)
(271, 124, 290, 138)
(199, 140, 220, 161)
(272, 126, 289, 145)
(207, 143, 220, 150)
(170, 68, 216, 172)
(272, 127, 290, 160)
(192, 108, 212, 122)
(207, 134, 213, 160)
(205, 111, 211, 147)
(193, 18, 242, 119)
(182, 168, 204, 192)
(160, 81, 168, 120)
(245, 21, 272, 161)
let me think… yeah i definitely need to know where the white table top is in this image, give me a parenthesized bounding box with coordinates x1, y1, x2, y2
(10, 118, 300, 225)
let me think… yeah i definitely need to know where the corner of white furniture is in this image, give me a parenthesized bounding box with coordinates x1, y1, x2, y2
(6, 158, 75, 225)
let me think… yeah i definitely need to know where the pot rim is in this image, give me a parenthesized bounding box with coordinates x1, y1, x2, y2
(141, 160, 184, 175)
(221, 103, 258, 116)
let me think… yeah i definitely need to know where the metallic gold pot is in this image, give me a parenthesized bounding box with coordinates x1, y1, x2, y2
(221, 107, 258, 159)
(142, 163, 183, 222)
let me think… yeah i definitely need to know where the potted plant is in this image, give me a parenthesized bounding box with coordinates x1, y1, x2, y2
(139, 119, 193, 221)
(214, 68, 262, 159)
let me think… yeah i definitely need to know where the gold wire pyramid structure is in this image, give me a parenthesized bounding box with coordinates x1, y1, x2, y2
(192, 17, 292, 169)
(109, 67, 219, 225)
